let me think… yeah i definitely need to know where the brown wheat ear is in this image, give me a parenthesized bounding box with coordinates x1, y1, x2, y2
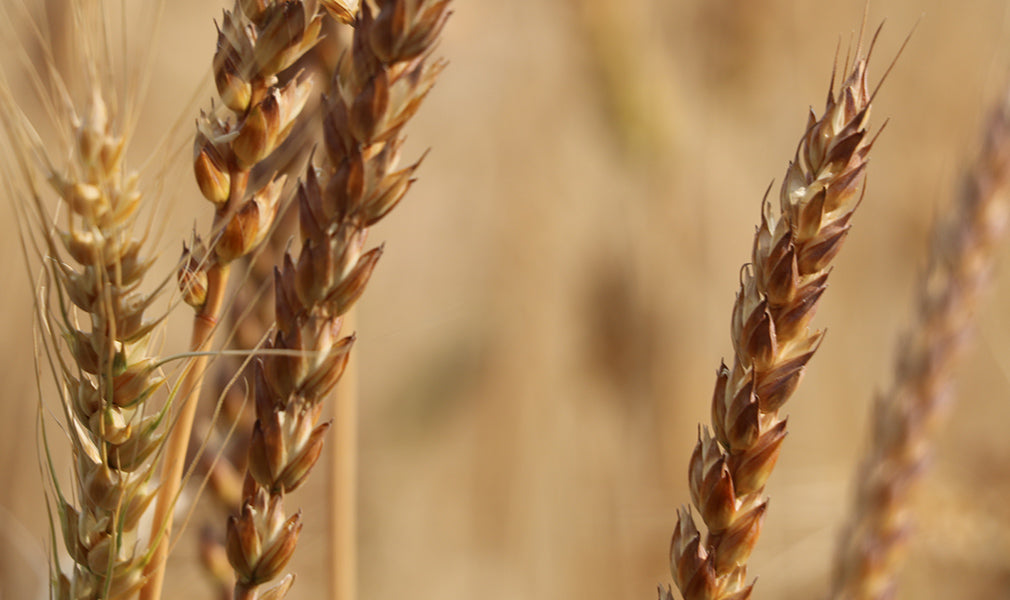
(142, 3, 327, 599)
(662, 39, 883, 600)
(222, 1, 450, 599)
(828, 86, 1010, 600)
(190, 26, 352, 594)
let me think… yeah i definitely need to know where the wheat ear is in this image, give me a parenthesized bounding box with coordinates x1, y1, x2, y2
(222, 1, 449, 598)
(3, 76, 166, 598)
(141, 3, 325, 599)
(191, 22, 350, 598)
(828, 88, 1010, 600)
(661, 42, 879, 600)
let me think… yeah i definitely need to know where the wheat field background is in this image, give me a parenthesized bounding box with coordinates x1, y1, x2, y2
(2, 1, 1010, 599)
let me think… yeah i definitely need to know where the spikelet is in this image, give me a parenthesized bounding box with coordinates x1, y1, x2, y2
(190, 0, 324, 270)
(226, 1, 451, 597)
(665, 43, 878, 600)
(186, 14, 353, 599)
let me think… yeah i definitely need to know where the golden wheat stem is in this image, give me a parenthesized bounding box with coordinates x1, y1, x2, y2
(330, 306, 358, 600)
(142, 263, 231, 600)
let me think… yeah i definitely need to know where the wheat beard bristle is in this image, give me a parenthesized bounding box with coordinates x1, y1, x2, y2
(666, 50, 876, 600)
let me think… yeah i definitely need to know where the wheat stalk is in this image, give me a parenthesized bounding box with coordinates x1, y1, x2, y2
(828, 86, 1010, 600)
(661, 33, 884, 600)
(222, 1, 449, 598)
(192, 204, 296, 599)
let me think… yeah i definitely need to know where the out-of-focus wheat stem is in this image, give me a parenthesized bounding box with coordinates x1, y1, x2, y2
(661, 36, 880, 600)
(828, 87, 1010, 600)
(330, 306, 357, 600)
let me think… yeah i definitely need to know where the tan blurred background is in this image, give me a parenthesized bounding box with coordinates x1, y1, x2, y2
(3, 0, 1010, 598)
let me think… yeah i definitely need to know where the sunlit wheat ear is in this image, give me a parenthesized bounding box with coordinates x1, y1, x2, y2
(660, 28, 893, 600)
(220, 1, 450, 598)
(828, 86, 1010, 600)
(2, 67, 168, 600)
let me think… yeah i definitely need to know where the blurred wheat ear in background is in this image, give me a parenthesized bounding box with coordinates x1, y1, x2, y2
(829, 83, 1010, 600)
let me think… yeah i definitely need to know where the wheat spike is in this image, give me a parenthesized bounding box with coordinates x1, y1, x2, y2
(222, 1, 450, 598)
(666, 41, 878, 600)
(142, 3, 328, 599)
(2, 72, 166, 600)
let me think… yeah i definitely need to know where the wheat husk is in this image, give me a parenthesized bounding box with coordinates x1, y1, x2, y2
(142, 3, 329, 599)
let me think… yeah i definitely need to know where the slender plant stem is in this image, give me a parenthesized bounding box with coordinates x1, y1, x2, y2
(236, 582, 258, 600)
(330, 307, 358, 600)
(141, 263, 232, 600)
